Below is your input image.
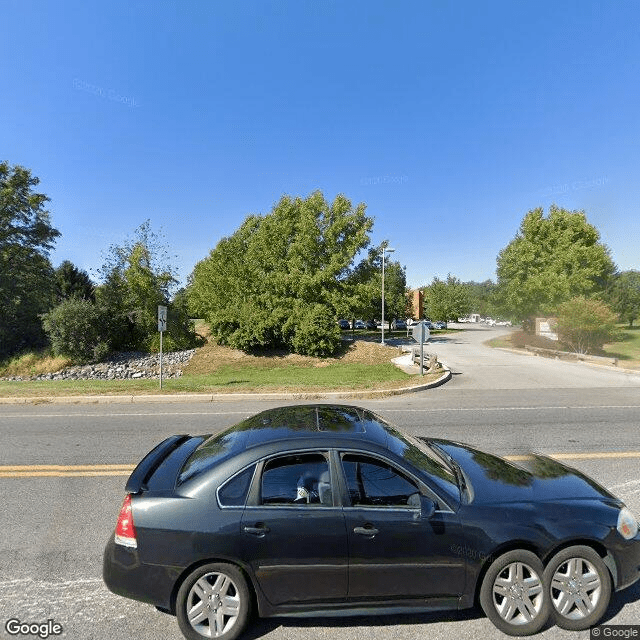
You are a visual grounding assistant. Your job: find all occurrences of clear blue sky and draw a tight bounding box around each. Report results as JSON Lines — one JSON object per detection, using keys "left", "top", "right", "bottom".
{"left": 2, "top": 0, "right": 638, "bottom": 289}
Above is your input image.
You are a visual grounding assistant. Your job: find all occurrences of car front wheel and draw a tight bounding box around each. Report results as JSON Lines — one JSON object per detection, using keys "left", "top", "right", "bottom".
{"left": 176, "top": 562, "right": 251, "bottom": 640}
{"left": 480, "top": 549, "right": 550, "bottom": 636}
{"left": 543, "top": 545, "right": 611, "bottom": 631}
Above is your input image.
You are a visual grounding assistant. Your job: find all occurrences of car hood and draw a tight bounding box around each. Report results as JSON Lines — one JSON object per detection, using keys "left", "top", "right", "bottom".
{"left": 429, "top": 440, "right": 620, "bottom": 506}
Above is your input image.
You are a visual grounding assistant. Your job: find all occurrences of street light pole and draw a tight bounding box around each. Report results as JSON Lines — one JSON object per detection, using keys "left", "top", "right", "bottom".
{"left": 381, "top": 246, "right": 395, "bottom": 345}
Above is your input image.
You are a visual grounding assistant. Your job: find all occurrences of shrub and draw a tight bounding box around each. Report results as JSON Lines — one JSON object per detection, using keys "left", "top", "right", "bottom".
{"left": 287, "top": 304, "right": 342, "bottom": 357}
{"left": 510, "top": 331, "right": 568, "bottom": 350}
{"left": 554, "top": 297, "right": 620, "bottom": 354}
{"left": 41, "top": 298, "right": 109, "bottom": 363}
{"left": 145, "top": 297, "right": 205, "bottom": 353}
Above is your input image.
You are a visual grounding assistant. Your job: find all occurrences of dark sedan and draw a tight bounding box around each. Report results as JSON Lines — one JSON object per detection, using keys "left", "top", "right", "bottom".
{"left": 104, "top": 405, "right": 640, "bottom": 640}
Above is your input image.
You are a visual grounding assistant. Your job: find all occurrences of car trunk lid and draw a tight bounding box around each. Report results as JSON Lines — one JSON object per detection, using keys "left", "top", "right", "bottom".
{"left": 125, "top": 434, "right": 207, "bottom": 494}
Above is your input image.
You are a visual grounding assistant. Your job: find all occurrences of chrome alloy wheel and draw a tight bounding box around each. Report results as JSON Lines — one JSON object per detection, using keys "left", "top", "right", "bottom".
{"left": 549, "top": 557, "right": 601, "bottom": 620}
{"left": 492, "top": 561, "right": 545, "bottom": 626}
{"left": 186, "top": 572, "right": 241, "bottom": 638}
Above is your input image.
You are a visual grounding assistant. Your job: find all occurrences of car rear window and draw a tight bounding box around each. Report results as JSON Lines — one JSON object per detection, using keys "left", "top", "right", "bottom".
{"left": 178, "top": 429, "right": 248, "bottom": 485}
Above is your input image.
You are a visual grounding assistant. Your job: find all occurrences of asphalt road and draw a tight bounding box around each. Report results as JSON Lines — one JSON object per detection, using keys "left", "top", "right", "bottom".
{"left": 1, "top": 329, "right": 639, "bottom": 640}
{"left": 428, "top": 323, "right": 640, "bottom": 389}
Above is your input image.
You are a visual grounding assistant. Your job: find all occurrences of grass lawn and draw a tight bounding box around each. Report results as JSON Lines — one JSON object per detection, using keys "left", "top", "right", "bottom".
{"left": 485, "top": 335, "right": 514, "bottom": 349}
{"left": 603, "top": 325, "right": 640, "bottom": 368}
{"left": 0, "top": 328, "right": 447, "bottom": 397}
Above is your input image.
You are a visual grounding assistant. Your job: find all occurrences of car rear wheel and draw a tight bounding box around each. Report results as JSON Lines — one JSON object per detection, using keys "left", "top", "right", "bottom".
{"left": 480, "top": 549, "right": 549, "bottom": 636}
{"left": 543, "top": 545, "right": 611, "bottom": 631}
{"left": 176, "top": 563, "right": 251, "bottom": 640}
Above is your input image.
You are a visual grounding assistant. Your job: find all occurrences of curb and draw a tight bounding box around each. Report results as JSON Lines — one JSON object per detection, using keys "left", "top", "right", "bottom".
{"left": 493, "top": 347, "right": 640, "bottom": 375}
{"left": 0, "top": 368, "right": 452, "bottom": 405}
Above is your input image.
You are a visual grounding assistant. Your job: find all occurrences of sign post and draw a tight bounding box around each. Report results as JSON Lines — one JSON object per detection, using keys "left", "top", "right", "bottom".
{"left": 158, "top": 305, "right": 167, "bottom": 389}
{"left": 411, "top": 321, "right": 430, "bottom": 376}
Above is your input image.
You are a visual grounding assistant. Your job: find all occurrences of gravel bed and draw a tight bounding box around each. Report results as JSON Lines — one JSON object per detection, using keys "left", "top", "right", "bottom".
{"left": 1, "top": 350, "right": 196, "bottom": 381}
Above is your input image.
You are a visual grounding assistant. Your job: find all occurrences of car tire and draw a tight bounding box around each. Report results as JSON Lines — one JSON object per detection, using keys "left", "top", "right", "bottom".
{"left": 480, "top": 549, "right": 549, "bottom": 636}
{"left": 543, "top": 545, "right": 611, "bottom": 631}
{"left": 176, "top": 562, "right": 251, "bottom": 640}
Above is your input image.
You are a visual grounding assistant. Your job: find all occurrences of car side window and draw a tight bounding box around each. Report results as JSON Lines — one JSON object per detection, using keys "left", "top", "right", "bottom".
{"left": 261, "top": 453, "right": 331, "bottom": 506}
{"left": 341, "top": 453, "right": 419, "bottom": 508}
{"left": 218, "top": 465, "right": 256, "bottom": 507}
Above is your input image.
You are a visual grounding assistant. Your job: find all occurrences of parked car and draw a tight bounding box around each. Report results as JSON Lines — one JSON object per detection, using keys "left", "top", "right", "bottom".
{"left": 365, "top": 320, "right": 377, "bottom": 330}
{"left": 337, "top": 319, "right": 350, "bottom": 330}
{"left": 354, "top": 320, "right": 366, "bottom": 330}
{"left": 434, "top": 321, "right": 447, "bottom": 330}
{"left": 391, "top": 318, "right": 406, "bottom": 330}
{"left": 104, "top": 404, "right": 640, "bottom": 639}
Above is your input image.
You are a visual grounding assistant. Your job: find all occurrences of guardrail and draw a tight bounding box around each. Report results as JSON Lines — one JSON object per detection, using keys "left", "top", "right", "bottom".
{"left": 411, "top": 346, "right": 440, "bottom": 371}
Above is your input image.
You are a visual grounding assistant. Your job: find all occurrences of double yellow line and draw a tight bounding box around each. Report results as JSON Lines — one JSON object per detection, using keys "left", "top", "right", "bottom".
{"left": 0, "top": 464, "right": 135, "bottom": 478}
{"left": 1, "top": 451, "right": 640, "bottom": 478}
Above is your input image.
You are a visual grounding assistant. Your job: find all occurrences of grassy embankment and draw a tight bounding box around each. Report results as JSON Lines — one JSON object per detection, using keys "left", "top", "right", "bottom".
{"left": 0, "top": 325, "right": 449, "bottom": 398}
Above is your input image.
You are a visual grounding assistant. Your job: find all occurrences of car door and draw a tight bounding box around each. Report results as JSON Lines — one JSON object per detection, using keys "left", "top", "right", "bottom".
{"left": 339, "top": 452, "right": 466, "bottom": 600}
{"left": 240, "top": 451, "right": 348, "bottom": 606}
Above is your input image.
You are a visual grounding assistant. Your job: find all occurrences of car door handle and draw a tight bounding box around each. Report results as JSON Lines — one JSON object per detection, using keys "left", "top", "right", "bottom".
{"left": 354, "top": 526, "right": 379, "bottom": 536}
{"left": 243, "top": 524, "right": 270, "bottom": 536}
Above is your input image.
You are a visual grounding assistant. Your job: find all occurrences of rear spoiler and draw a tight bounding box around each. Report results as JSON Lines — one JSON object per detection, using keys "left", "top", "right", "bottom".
{"left": 125, "top": 435, "right": 191, "bottom": 494}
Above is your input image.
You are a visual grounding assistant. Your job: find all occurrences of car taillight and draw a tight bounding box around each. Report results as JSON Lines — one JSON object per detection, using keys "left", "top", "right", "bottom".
{"left": 114, "top": 494, "right": 137, "bottom": 548}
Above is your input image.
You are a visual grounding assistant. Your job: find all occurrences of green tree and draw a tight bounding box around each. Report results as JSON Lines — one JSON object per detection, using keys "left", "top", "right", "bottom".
{"left": 97, "top": 221, "right": 197, "bottom": 352}
{"left": 465, "top": 280, "right": 498, "bottom": 318}
{"left": 188, "top": 191, "right": 374, "bottom": 356}
{"left": 423, "top": 275, "right": 471, "bottom": 322}
{"left": 383, "top": 260, "right": 409, "bottom": 323}
{"left": 54, "top": 260, "right": 95, "bottom": 302}
{"left": 496, "top": 205, "right": 616, "bottom": 323}
{"left": 554, "top": 296, "right": 619, "bottom": 354}
{"left": 607, "top": 270, "right": 640, "bottom": 328}
{"left": 42, "top": 297, "right": 110, "bottom": 363}
{"left": 340, "top": 244, "right": 408, "bottom": 324}
{"left": 0, "top": 162, "right": 60, "bottom": 358}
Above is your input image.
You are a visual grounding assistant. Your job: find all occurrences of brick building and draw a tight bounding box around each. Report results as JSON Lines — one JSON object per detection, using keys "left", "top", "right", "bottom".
{"left": 409, "top": 289, "right": 423, "bottom": 320}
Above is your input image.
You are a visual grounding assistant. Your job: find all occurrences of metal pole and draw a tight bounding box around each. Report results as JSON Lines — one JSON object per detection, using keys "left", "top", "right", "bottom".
{"left": 159, "top": 330, "right": 163, "bottom": 390}
{"left": 381, "top": 249, "right": 386, "bottom": 345}
{"left": 420, "top": 323, "right": 424, "bottom": 376}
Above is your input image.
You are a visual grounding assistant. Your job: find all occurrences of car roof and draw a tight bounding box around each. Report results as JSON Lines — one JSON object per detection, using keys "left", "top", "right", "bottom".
{"left": 177, "top": 405, "right": 393, "bottom": 487}
{"left": 230, "top": 404, "right": 389, "bottom": 449}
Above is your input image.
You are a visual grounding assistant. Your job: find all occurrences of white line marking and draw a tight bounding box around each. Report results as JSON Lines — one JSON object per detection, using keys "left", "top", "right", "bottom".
{"left": 608, "top": 479, "right": 640, "bottom": 490}
{"left": 384, "top": 406, "right": 640, "bottom": 412}
{"left": 0, "top": 411, "right": 251, "bottom": 418}
{"left": 1, "top": 406, "right": 639, "bottom": 418}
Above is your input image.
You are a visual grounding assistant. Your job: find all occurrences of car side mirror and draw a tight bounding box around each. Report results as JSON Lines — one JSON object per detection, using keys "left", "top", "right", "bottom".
{"left": 420, "top": 495, "right": 436, "bottom": 520}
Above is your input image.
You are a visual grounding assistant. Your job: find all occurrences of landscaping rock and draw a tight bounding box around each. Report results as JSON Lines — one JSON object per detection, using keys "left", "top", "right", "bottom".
{"left": 1, "top": 350, "right": 196, "bottom": 382}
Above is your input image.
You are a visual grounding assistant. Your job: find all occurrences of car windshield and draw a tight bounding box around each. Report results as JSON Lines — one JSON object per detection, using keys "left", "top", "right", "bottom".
{"left": 377, "top": 419, "right": 460, "bottom": 502}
